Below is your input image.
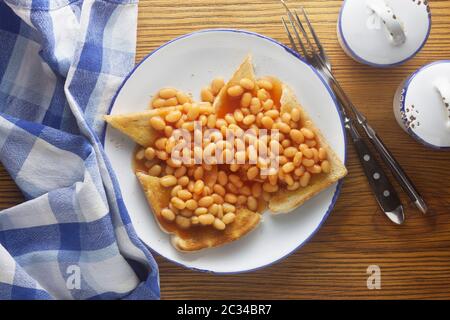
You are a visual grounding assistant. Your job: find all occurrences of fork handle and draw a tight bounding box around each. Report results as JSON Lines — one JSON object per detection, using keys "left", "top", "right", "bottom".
{"left": 361, "top": 123, "right": 428, "bottom": 214}
{"left": 346, "top": 122, "right": 404, "bottom": 223}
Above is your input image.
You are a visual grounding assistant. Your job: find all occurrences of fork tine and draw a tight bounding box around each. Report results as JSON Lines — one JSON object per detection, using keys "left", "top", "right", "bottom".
{"left": 282, "top": 17, "right": 299, "bottom": 54}
{"left": 293, "top": 9, "right": 316, "bottom": 54}
{"left": 285, "top": 12, "right": 309, "bottom": 58}
{"left": 300, "top": 7, "right": 326, "bottom": 59}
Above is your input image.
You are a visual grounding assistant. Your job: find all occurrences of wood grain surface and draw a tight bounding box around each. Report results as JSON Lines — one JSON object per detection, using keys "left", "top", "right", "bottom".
{"left": 2, "top": 0, "right": 450, "bottom": 299}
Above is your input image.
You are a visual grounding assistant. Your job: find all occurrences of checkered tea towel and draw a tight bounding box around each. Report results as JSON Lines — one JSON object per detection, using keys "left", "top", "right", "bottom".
{"left": 0, "top": 0, "right": 160, "bottom": 299}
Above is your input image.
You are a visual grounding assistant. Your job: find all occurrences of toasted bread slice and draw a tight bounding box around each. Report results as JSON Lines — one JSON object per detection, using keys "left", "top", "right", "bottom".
{"left": 104, "top": 107, "right": 180, "bottom": 147}
{"left": 268, "top": 85, "right": 347, "bottom": 214}
{"left": 136, "top": 172, "right": 261, "bottom": 252}
{"left": 213, "top": 55, "right": 256, "bottom": 116}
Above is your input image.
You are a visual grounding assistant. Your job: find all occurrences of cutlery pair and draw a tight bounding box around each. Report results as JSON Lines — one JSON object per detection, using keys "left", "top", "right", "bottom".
{"left": 280, "top": 0, "right": 428, "bottom": 224}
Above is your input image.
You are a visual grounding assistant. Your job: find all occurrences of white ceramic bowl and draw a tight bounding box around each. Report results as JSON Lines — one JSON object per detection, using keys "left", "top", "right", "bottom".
{"left": 104, "top": 29, "right": 346, "bottom": 273}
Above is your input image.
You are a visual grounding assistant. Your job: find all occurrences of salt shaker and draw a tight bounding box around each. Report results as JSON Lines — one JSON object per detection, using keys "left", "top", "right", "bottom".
{"left": 393, "top": 60, "right": 450, "bottom": 150}
{"left": 338, "top": 0, "right": 431, "bottom": 67}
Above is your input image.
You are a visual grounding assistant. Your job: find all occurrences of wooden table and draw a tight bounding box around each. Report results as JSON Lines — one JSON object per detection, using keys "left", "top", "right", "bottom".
{"left": 2, "top": 0, "right": 450, "bottom": 299}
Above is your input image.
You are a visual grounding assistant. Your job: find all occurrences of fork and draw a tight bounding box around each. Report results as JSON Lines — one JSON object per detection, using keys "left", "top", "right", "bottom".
{"left": 280, "top": 0, "right": 429, "bottom": 224}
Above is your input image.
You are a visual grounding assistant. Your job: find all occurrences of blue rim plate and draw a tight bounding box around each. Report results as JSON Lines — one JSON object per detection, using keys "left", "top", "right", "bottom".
{"left": 103, "top": 29, "right": 347, "bottom": 274}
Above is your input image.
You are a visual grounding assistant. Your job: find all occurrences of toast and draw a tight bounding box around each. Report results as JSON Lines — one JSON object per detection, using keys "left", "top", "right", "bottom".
{"left": 268, "top": 85, "right": 347, "bottom": 213}
{"left": 136, "top": 173, "right": 261, "bottom": 252}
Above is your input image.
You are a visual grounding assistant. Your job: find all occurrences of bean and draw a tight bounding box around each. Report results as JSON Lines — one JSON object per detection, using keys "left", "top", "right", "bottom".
{"left": 136, "top": 148, "right": 145, "bottom": 160}
{"left": 293, "top": 152, "right": 303, "bottom": 167}
{"left": 225, "top": 114, "right": 236, "bottom": 125}
{"left": 290, "top": 129, "right": 305, "bottom": 144}
{"left": 265, "top": 110, "right": 279, "bottom": 119}
{"left": 312, "top": 148, "right": 319, "bottom": 163}
{"left": 243, "top": 114, "right": 256, "bottom": 126}
{"left": 237, "top": 195, "right": 247, "bottom": 205}
{"left": 161, "top": 208, "right": 176, "bottom": 221}
{"left": 278, "top": 122, "right": 291, "bottom": 134}
{"left": 287, "top": 182, "right": 301, "bottom": 191}
{"left": 227, "top": 85, "right": 244, "bottom": 97}
{"left": 300, "top": 144, "right": 314, "bottom": 159}
{"left": 284, "top": 147, "right": 297, "bottom": 158}
{"left": 257, "top": 89, "right": 269, "bottom": 101}
{"left": 261, "top": 116, "right": 274, "bottom": 129}
{"left": 211, "top": 78, "right": 225, "bottom": 95}
{"left": 291, "top": 108, "right": 301, "bottom": 122}
{"left": 240, "top": 78, "right": 255, "bottom": 90}
{"left": 201, "top": 87, "right": 214, "bottom": 103}
{"left": 198, "top": 196, "right": 214, "bottom": 208}
{"left": 213, "top": 218, "right": 226, "bottom": 231}
{"left": 164, "top": 97, "right": 178, "bottom": 107}
{"left": 179, "top": 209, "right": 193, "bottom": 218}
{"left": 224, "top": 193, "right": 238, "bottom": 204}
{"left": 187, "top": 104, "right": 200, "bottom": 120}
{"left": 263, "top": 182, "right": 279, "bottom": 193}
{"left": 222, "top": 213, "right": 236, "bottom": 225}
{"left": 301, "top": 128, "right": 315, "bottom": 139}
{"left": 295, "top": 166, "right": 305, "bottom": 177}
{"left": 155, "top": 137, "right": 167, "bottom": 150}
{"left": 234, "top": 109, "right": 244, "bottom": 122}
{"left": 305, "top": 139, "right": 317, "bottom": 148}
{"left": 218, "top": 171, "right": 228, "bottom": 185}
{"left": 178, "top": 176, "right": 189, "bottom": 187}
{"left": 263, "top": 99, "right": 274, "bottom": 111}
{"left": 321, "top": 160, "right": 331, "bottom": 173}
{"left": 307, "top": 164, "right": 322, "bottom": 174}
{"left": 251, "top": 183, "right": 262, "bottom": 198}
{"left": 282, "top": 162, "right": 295, "bottom": 173}
{"left": 284, "top": 173, "right": 294, "bottom": 186}
{"left": 164, "top": 110, "right": 181, "bottom": 123}
{"left": 171, "top": 185, "right": 183, "bottom": 197}
{"left": 281, "top": 113, "right": 291, "bottom": 124}
{"left": 209, "top": 203, "right": 220, "bottom": 215}
{"left": 247, "top": 196, "right": 258, "bottom": 211}
{"left": 247, "top": 166, "right": 259, "bottom": 180}
{"left": 178, "top": 190, "right": 193, "bottom": 201}
{"left": 159, "top": 88, "right": 177, "bottom": 99}
{"left": 175, "top": 215, "right": 191, "bottom": 229}
{"left": 160, "top": 175, "right": 177, "bottom": 187}
{"left": 319, "top": 148, "right": 328, "bottom": 160}
{"left": 300, "top": 172, "right": 311, "bottom": 187}
{"left": 174, "top": 166, "right": 187, "bottom": 178}
{"left": 176, "top": 92, "right": 190, "bottom": 105}
{"left": 213, "top": 185, "right": 226, "bottom": 197}
{"left": 152, "top": 98, "right": 166, "bottom": 108}
{"left": 199, "top": 213, "right": 215, "bottom": 225}
{"left": 191, "top": 216, "right": 199, "bottom": 225}
{"left": 185, "top": 199, "right": 198, "bottom": 211}
{"left": 240, "top": 92, "right": 253, "bottom": 108}
{"left": 156, "top": 150, "right": 168, "bottom": 161}
{"left": 195, "top": 207, "right": 208, "bottom": 216}
{"left": 250, "top": 98, "right": 261, "bottom": 114}
{"left": 194, "top": 180, "right": 205, "bottom": 195}
{"left": 257, "top": 79, "right": 274, "bottom": 91}
{"left": 302, "top": 158, "right": 315, "bottom": 167}
{"left": 150, "top": 116, "right": 166, "bottom": 130}
{"left": 194, "top": 167, "right": 204, "bottom": 180}
{"left": 171, "top": 197, "right": 186, "bottom": 210}
{"left": 229, "top": 175, "right": 244, "bottom": 188}
{"left": 223, "top": 203, "right": 236, "bottom": 213}
{"left": 148, "top": 165, "right": 162, "bottom": 176}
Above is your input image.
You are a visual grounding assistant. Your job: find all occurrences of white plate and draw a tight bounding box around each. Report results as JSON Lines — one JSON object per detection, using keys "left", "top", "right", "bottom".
{"left": 104, "top": 29, "right": 346, "bottom": 273}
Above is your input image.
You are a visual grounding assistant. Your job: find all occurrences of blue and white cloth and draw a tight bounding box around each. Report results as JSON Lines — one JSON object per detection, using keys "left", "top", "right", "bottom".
{"left": 0, "top": 0, "right": 160, "bottom": 299}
